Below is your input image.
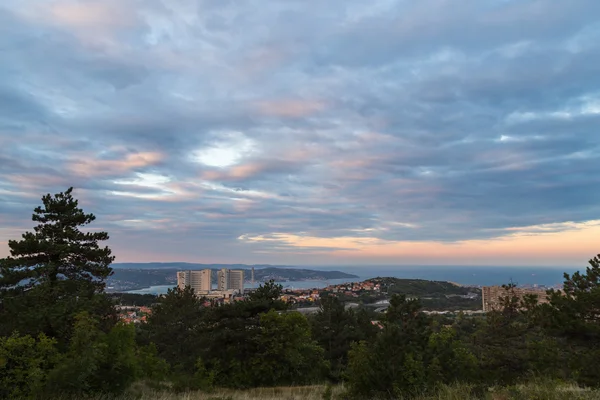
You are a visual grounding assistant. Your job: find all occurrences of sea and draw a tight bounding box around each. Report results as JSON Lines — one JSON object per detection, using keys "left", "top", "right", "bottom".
{"left": 124, "top": 265, "right": 582, "bottom": 295}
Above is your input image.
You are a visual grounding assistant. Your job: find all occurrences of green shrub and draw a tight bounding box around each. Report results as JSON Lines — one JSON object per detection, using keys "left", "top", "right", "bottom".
{"left": 0, "top": 333, "right": 60, "bottom": 399}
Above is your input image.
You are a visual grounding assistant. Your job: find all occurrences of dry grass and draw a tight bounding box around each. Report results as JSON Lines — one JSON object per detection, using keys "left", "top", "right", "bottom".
{"left": 124, "top": 383, "right": 342, "bottom": 400}
{"left": 69, "top": 381, "right": 600, "bottom": 400}
{"left": 420, "top": 381, "right": 600, "bottom": 400}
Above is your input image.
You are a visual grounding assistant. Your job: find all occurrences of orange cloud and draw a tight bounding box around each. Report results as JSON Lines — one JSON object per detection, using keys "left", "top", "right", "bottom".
{"left": 202, "top": 163, "right": 267, "bottom": 181}
{"left": 68, "top": 152, "right": 163, "bottom": 177}
{"left": 255, "top": 99, "right": 326, "bottom": 118}
{"left": 49, "top": 1, "right": 134, "bottom": 30}
{"left": 18, "top": 0, "right": 138, "bottom": 49}
{"left": 228, "top": 164, "right": 265, "bottom": 179}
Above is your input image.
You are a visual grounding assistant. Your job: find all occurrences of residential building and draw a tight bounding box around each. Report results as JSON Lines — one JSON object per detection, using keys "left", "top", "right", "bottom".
{"left": 177, "top": 271, "right": 188, "bottom": 290}
{"left": 217, "top": 268, "right": 227, "bottom": 291}
{"left": 217, "top": 268, "right": 245, "bottom": 292}
{"left": 229, "top": 269, "right": 244, "bottom": 291}
{"left": 204, "top": 290, "right": 236, "bottom": 303}
{"left": 482, "top": 285, "right": 552, "bottom": 312}
{"left": 177, "top": 269, "right": 212, "bottom": 293}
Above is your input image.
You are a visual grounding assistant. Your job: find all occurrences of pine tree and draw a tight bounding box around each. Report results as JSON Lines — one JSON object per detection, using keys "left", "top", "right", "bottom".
{"left": 0, "top": 187, "right": 114, "bottom": 290}
{"left": 311, "top": 295, "right": 378, "bottom": 381}
{"left": 0, "top": 188, "right": 116, "bottom": 341}
{"left": 540, "top": 254, "right": 600, "bottom": 386}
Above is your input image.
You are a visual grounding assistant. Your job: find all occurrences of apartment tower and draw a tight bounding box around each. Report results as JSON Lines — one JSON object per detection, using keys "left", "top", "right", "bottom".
{"left": 482, "top": 285, "right": 552, "bottom": 312}
{"left": 177, "top": 269, "right": 212, "bottom": 293}
{"left": 217, "top": 268, "right": 245, "bottom": 292}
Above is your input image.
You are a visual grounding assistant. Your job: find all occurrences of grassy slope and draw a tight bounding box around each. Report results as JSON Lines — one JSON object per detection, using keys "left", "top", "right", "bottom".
{"left": 110, "top": 381, "right": 600, "bottom": 400}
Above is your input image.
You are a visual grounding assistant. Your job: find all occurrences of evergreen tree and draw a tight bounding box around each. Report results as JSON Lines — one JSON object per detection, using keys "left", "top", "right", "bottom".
{"left": 247, "top": 279, "right": 287, "bottom": 310}
{"left": 199, "top": 282, "right": 291, "bottom": 389}
{"left": 540, "top": 254, "right": 600, "bottom": 386}
{"left": 140, "top": 286, "right": 208, "bottom": 372}
{"left": 0, "top": 187, "right": 116, "bottom": 341}
{"left": 427, "top": 326, "right": 477, "bottom": 385}
{"left": 545, "top": 254, "right": 600, "bottom": 342}
{"left": 44, "top": 312, "right": 139, "bottom": 396}
{"left": 310, "top": 295, "right": 377, "bottom": 380}
{"left": 470, "top": 283, "right": 563, "bottom": 385}
{"left": 250, "top": 310, "right": 328, "bottom": 387}
{"left": 346, "top": 295, "right": 433, "bottom": 399}
{"left": 0, "top": 187, "right": 114, "bottom": 290}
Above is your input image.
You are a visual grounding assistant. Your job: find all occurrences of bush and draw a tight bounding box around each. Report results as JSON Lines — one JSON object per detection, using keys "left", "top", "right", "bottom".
{"left": 44, "top": 313, "right": 139, "bottom": 396}
{"left": 0, "top": 333, "right": 60, "bottom": 399}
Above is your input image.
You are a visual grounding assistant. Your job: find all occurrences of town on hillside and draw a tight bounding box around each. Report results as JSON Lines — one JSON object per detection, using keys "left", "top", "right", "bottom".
{"left": 114, "top": 274, "right": 555, "bottom": 324}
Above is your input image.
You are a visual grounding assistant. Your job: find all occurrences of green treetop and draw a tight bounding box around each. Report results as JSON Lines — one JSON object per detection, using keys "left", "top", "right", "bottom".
{"left": 0, "top": 187, "right": 114, "bottom": 291}
{"left": 0, "top": 188, "right": 116, "bottom": 341}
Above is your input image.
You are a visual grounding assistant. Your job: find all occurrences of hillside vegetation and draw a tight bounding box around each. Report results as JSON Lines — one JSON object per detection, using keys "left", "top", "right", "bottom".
{"left": 376, "top": 277, "right": 474, "bottom": 296}
{"left": 366, "top": 277, "right": 482, "bottom": 311}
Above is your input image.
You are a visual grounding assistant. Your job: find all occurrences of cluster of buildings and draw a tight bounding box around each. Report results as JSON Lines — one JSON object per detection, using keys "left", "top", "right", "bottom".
{"left": 276, "top": 280, "right": 382, "bottom": 307}
{"left": 482, "top": 285, "right": 553, "bottom": 312}
{"left": 280, "top": 288, "right": 321, "bottom": 304}
{"left": 324, "top": 280, "right": 382, "bottom": 296}
{"left": 117, "top": 305, "right": 152, "bottom": 324}
{"left": 177, "top": 268, "right": 246, "bottom": 302}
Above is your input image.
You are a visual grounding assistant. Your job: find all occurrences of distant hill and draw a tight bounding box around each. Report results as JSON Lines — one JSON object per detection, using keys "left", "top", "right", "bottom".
{"left": 112, "top": 262, "right": 293, "bottom": 270}
{"left": 371, "top": 277, "right": 476, "bottom": 296}
{"left": 360, "top": 277, "right": 482, "bottom": 311}
{"left": 254, "top": 267, "right": 358, "bottom": 281}
{"left": 106, "top": 265, "right": 359, "bottom": 292}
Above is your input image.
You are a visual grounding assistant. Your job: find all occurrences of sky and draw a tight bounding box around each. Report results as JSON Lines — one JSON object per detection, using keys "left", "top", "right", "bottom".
{"left": 1, "top": 0, "right": 600, "bottom": 267}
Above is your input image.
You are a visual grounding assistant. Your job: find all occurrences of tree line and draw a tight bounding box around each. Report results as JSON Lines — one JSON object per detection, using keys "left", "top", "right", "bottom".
{"left": 1, "top": 188, "right": 599, "bottom": 399}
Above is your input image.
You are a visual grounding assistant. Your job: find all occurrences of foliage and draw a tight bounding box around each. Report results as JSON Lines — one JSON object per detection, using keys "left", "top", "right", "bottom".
{"left": 197, "top": 287, "right": 324, "bottom": 388}
{"left": 111, "top": 293, "right": 159, "bottom": 307}
{"left": 251, "top": 310, "right": 328, "bottom": 386}
{"left": 0, "top": 333, "right": 61, "bottom": 399}
{"left": 44, "top": 312, "right": 139, "bottom": 396}
{"left": 375, "top": 278, "right": 474, "bottom": 297}
{"left": 310, "top": 295, "right": 378, "bottom": 381}
{"left": 0, "top": 187, "right": 116, "bottom": 344}
{"left": 420, "top": 296, "right": 481, "bottom": 311}
{"left": 0, "top": 187, "right": 114, "bottom": 290}
{"left": 345, "top": 295, "right": 481, "bottom": 399}
{"left": 346, "top": 296, "right": 427, "bottom": 398}
{"left": 139, "top": 286, "right": 207, "bottom": 372}
{"left": 427, "top": 327, "right": 477, "bottom": 385}
{"left": 538, "top": 254, "right": 600, "bottom": 386}
{"left": 136, "top": 343, "right": 170, "bottom": 384}
{"left": 141, "top": 279, "right": 326, "bottom": 389}
{"left": 466, "top": 284, "right": 559, "bottom": 385}
{"left": 247, "top": 279, "right": 287, "bottom": 309}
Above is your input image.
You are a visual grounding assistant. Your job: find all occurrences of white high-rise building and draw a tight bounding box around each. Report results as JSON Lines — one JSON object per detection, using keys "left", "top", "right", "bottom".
{"left": 217, "top": 268, "right": 245, "bottom": 292}
{"left": 217, "top": 268, "right": 228, "bottom": 291}
{"left": 177, "top": 269, "right": 212, "bottom": 293}
{"left": 229, "top": 269, "right": 244, "bottom": 291}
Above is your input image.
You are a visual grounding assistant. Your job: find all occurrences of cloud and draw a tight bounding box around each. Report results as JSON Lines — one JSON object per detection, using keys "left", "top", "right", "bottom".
{"left": 46, "top": 1, "right": 135, "bottom": 30}
{"left": 68, "top": 152, "right": 164, "bottom": 178}
{"left": 1, "top": 0, "right": 600, "bottom": 266}
{"left": 239, "top": 220, "right": 600, "bottom": 266}
{"left": 255, "top": 99, "right": 327, "bottom": 118}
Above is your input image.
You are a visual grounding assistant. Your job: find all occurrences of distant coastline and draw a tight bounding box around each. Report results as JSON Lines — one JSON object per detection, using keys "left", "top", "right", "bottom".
{"left": 122, "top": 277, "right": 363, "bottom": 295}
{"left": 107, "top": 265, "right": 359, "bottom": 293}
{"left": 107, "top": 264, "right": 581, "bottom": 294}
